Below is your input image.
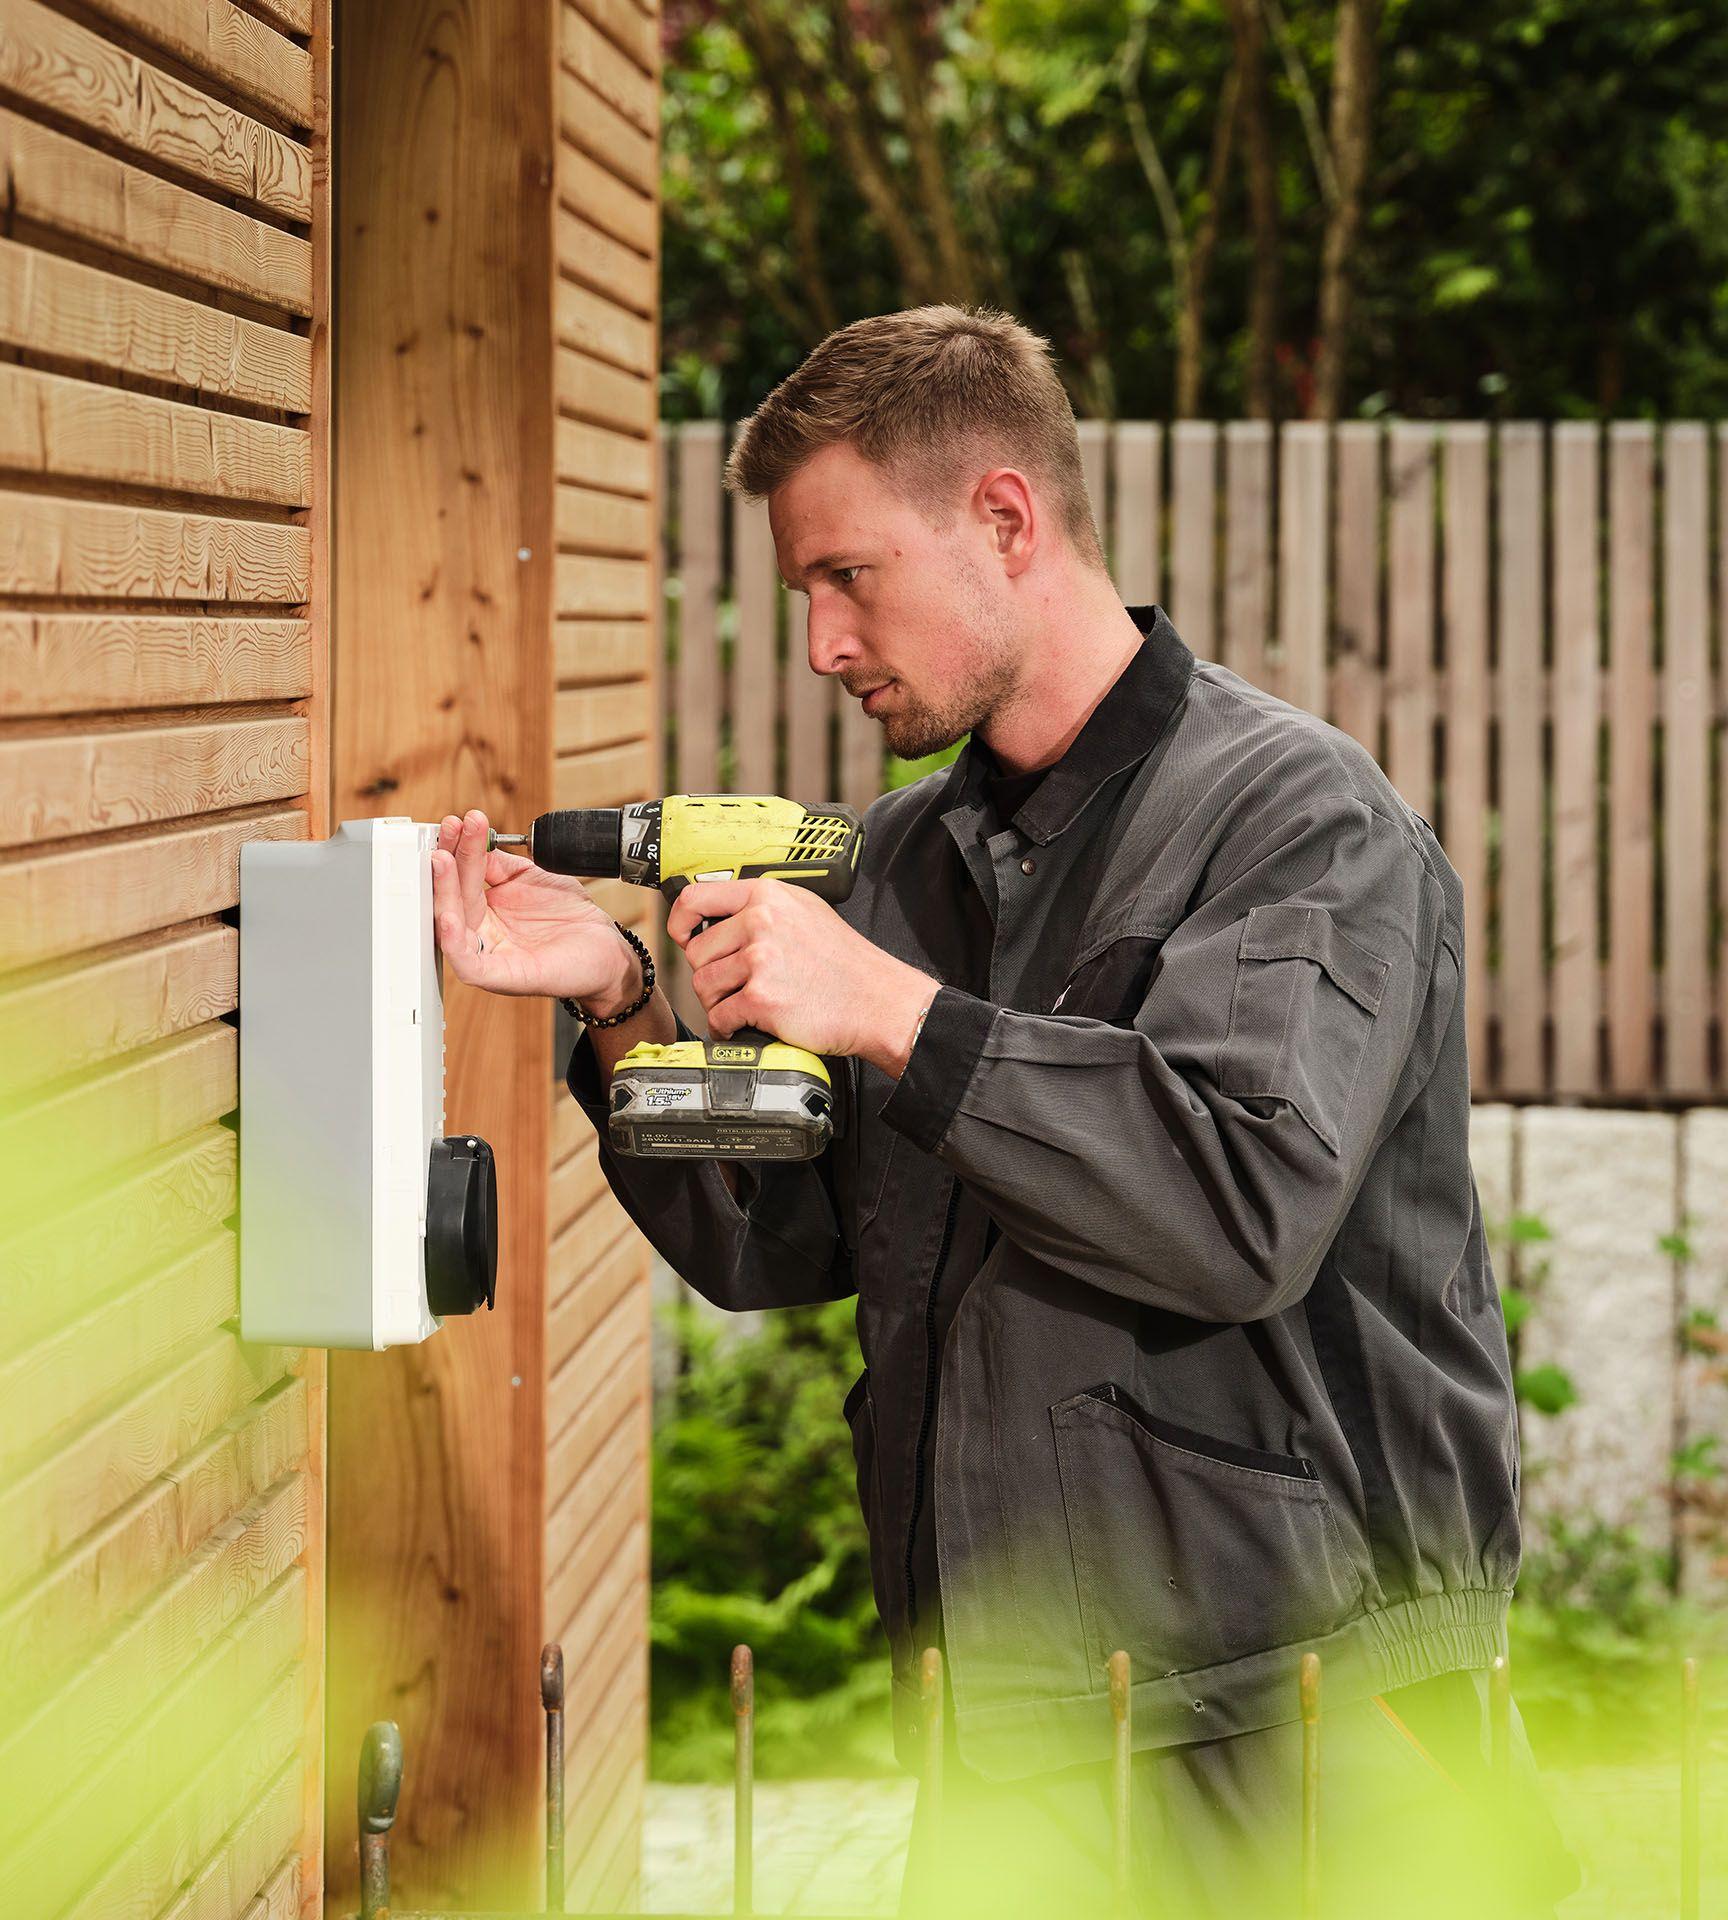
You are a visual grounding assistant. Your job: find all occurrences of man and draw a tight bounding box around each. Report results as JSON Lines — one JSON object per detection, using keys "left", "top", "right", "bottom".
{"left": 432, "top": 308, "right": 1570, "bottom": 1916}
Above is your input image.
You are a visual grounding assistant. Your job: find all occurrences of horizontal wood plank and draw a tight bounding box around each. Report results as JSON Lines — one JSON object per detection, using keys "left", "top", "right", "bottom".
{"left": 556, "top": 417, "right": 651, "bottom": 497}
{"left": 0, "top": 492, "right": 309, "bottom": 600}
{"left": 76, "top": 0, "right": 314, "bottom": 127}
{"left": 0, "top": 1023, "right": 235, "bottom": 1205}
{"left": 554, "top": 679, "right": 653, "bottom": 754}
{"left": 547, "top": 1212, "right": 641, "bottom": 1379}
{"left": 0, "top": 0, "right": 312, "bottom": 219}
{"left": 0, "top": 1375, "right": 303, "bottom": 1720}
{"left": 0, "top": 363, "right": 310, "bottom": 505}
{"left": 557, "top": 69, "right": 653, "bottom": 195}
{"left": 556, "top": 210, "right": 654, "bottom": 317}
{"left": 555, "top": 141, "right": 654, "bottom": 254}
{"left": 0, "top": 1229, "right": 236, "bottom": 1477}
{"left": 555, "top": 480, "right": 652, "bottom": 556}
{"left": 544, "top": 1394, "right": 637, "bottom": 1577}
{"left": 0, "top": 715, "right": 309, "bottom": 846}
{"left": 0, "top": 804, "right": 305, "bottom": 973}
{"left": 569, "top": 0, "right": 657, "bottom": 74}
{"left": 555, "top": 274, "right": 653, "bottom": 373}
{"left": 238, "top": 0, "right": 310, "bottom": 35}
{"left": 63, "top": 1664, "right": 301, "bottom": 1920}
{"left": 164, "top": 1786, "right": 298, "bottom": 1920}
{"left": 0, "top": 239, "right": 311, "bottom": 410}
{"left": 0, "top": 920, "right": 234, "bottom": 1100}
{"left": 555, "top": 618, "right": 650, "bottom": 685}
{"left": 0, "top": 1123, "right": 233, "bottom": 1350}
{"left": 0, "top": 109, "right": 312, "bottom": 312}
{"left": 555, "top": 552, "right": 650, "bottom": 619}
{"left": 0, "top": 1331, "right": 293, "bottom": 1597}
{"left": 0, "top": 613, "right": 311, "bottom": 713}
{"left": 555, "top": 736, "right": 654, "bottom": 808}
{"left": 0, "top": 1472, "right": 306, "bottom": 1858}
{"left": 560, "top": 5, "right": 655, "bottom": 133}
{"left": 555, "top": 344, "right": 653, "bottom": 437}
{"left": 0, "top": 1569, "right": 304, "bottom": 1916}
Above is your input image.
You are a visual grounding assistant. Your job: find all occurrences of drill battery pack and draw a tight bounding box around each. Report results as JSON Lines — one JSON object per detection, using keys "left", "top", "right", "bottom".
{"left": 607, "top": 1032, "right": 836, "bottom": 1160}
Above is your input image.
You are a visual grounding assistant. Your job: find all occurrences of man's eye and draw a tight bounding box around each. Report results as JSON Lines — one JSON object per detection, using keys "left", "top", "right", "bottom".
{"left": 834, "top": 566, "right": 863, "bottom": 586}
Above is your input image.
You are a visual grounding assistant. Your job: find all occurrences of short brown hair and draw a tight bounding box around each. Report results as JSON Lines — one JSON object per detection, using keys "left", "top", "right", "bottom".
{"left": 724, "top": 306, "right": 1104, "bottom": 568}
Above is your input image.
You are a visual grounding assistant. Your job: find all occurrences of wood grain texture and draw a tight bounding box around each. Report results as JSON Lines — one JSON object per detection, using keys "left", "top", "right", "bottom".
{"left": 243, "top": 0, "right": 311, "bottom": 35}
{"left": 0, "top": 613, "right": 311, "bottom": 713}
{"left": 1607, "top": 424, "right": 1656, "bottom": 1094}
{"left": 557, "top": 67, "right": 653, "bottom": 192}
{"left": 0, "top": 238, "right": 311, "bottom": 410}
{"left": 674, "top": 421, "right": 723, "bottom": 794}
{"left": 76, "top": 0, "right": 314, "bottom": 127}
{"left": 1221, "top": 421, "right": 1268, "bottom": 690}
{"left": 0, "top": 921, "right": 235, "bottom": 1099}
{"left": 554, "top": 680, "right": 652, "bottom": 753}
{"left": 0, "top": 363, "right": 310, "bottom": 504}
{"left": 1549, "top": 422, "right": 1601, "bottom": 1097}
{"left": 556, "top": 140, "right": 654, "bottom": 253}
{"left": 0, "top": 1332, "right": 293, "bottom": 1593}
{"left": 557, "top": 416, "right": 651, "bottom": 496}
{"left": 0, "top": 107, "right": 312, "bottom": 312}
{"left": 1168, "top": 422, "right": 1216, "bottom": 661}
{"left": 732, "top": 491, "right": 778, "bottom": 793}
{"left": 1330, "top": 423, "right": 1381, "bottom": 756}
{"left": 328, "top": 1, "right": 557, "bottom": 1908}
{"left": 555, "top": 342, "right": 653, "bottom": 436}
{"left": 554, "top": 617, "right": 651, "bottom": 687}
{"left": 1276, "top": 422, "right": 1328, "bottom": 716}
{"left": 0, "top": 1377, "right": 304, "bottom": 1723}
{"left": 555, "top": 478, "right": 652, "bottom": 555}
{"left": 1384, "top": 423, "right": 1435, "bottom": 816}
{"left": 0, "top": 0, "right": 312, "bottom": 218}
{"left": 1496, "top": 423, "right": 1545, "bottom": 1096}
{"left": 557, "top": 209, "right": 654, "bottom": 316}
{"left": 560, "top": 2, "right": 655, "bottom": 132}
{"left": 0, "top": 715, "right": 309, "bottom": 846}
{"left": 556, "top": 551, "right": 650, "bottom": 618}
{"left": 1661, "top": 424, "right": 1710, "bottom": 1094}
{"left": 0, "top": 493, "right": 309, "bottom": 600}
{"left": 0, "top": 804, "right": 304, "bottom": 973}
{"left": 1440, "top": 425, "right": 1491, "bottom": 1086}
{"left": 1111, "top": 421, "right": 1160, "bottom": 606}
{"left": 573, "top": 0, "right": 657, "bottom": 72}
{"left": 556, "top": 737, "right": 654, "bottom": 808}
{"left": 556, "top": 276, "right": 654, "bottom": 375}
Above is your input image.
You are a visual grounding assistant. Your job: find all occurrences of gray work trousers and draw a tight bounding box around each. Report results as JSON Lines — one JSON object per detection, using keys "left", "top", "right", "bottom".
{"left": 899, "top": 1672, "right": 1578, "bottom": 1920}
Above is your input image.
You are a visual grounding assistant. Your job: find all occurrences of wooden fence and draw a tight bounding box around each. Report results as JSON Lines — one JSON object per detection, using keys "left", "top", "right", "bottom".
{"left": 659, "top": 418, "right": 1728, "bottom": 1107}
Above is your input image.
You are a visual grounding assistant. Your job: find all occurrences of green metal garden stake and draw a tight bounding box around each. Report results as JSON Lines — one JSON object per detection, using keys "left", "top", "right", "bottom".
{"left": 1489, "top": 1654, "right": 1511, "bottom": 1789}
{"left": 357, "top": 1720, "right": 402, "bottom": 1920}
{"left": 1300, "top": 1652, "right": 1321, "bottom": 1920}
{"left": 1681, "top": 1656, "right": 1700, "bottom": 1920}
{"left": 1109, "top": 1650, "right": 1133, "bottom": 1919}
{"left": 732, "top": 1644, "right": 755, "bottom": 1917}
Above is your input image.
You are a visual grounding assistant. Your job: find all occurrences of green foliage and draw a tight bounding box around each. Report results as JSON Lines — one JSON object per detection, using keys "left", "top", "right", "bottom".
{"left": 1514, "top": 1361, "right": 1578, "bottom": 1417}
{"left": 650, "top": 1299, "right": 893, "bottom": 1778}
{"left": 1486, "top": 1209, "right": 1578, "bottom": 1420}
{"left": 663, "top": 0, "right": 1728, "bottom": 420}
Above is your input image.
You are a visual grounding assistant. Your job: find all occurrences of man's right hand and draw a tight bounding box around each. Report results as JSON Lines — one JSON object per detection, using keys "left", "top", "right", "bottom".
{"left": 430, "top": 808, "right": 642, "bottom": 1013}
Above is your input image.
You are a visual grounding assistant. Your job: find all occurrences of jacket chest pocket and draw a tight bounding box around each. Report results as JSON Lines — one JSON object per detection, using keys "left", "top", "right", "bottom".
{"left": 1215, "top": 902, "right": 1389, "bottom": 1154}
{"left": 1051, "top": 1384, "right": 1365, "bottom": 1683}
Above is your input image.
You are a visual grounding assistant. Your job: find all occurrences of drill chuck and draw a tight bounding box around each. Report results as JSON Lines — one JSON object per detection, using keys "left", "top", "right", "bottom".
{"left": 528, "top": 808, "right": 623, "bottom": 878}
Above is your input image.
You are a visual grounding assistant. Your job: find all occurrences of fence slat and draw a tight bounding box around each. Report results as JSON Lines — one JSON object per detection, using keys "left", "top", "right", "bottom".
{"left": 1385, "top": 424, "right": 1436, "bottom": 819}
{"left": 731, "top": 495, "right": 778, "bottom": 795}
{"left": 1222, "top": 422, "right": 1270, "bottom": 691}
{"left": 1277, "top": 423, "right": 1328, "bottom": 716}
{"left": 1663, "top": 425, "right": 1711, "bottom": 1095}
{"left": 1442, "top": 425, "right": 1492, "bottom": 1086}
{"left": 1111, "top": 422, "right": 1160, "bottom": 607}
{"left": 1331, "top": 423, "right": 1381, "bottom": 758}
{"left": 1498, "top": 424, "right": 1546, "bottom": 1096}
{"left": 1550, "top": 422, "right": 1602, "bottom": 1098}
{"left": 1608, "top": 423, "right": 1657, "bottom": 1096}
{"left": 1168, "top": 423, "right": 1216, "bottom": 660}
{"left": 674, "top": 425, "right": 722, "bottom": 796}
{"left": 784, "top": 597, "right": 835, "bottom": 804}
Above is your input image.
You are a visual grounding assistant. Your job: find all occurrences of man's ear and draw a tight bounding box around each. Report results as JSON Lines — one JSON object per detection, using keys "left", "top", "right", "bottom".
{"left": 973, "top": 468, "right": 1038, "bottom": 578}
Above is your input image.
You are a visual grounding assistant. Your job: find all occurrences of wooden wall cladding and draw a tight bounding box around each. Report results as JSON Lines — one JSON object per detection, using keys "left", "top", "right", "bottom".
{"left": 550, "top": 0, "right": 658, "bottom": 1908}
{"left": 0, "top": 2, "right": 330, "bottom": 1919}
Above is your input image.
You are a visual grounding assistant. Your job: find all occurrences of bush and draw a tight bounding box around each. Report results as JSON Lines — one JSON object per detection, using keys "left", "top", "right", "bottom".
{"left": 650, "top": 1297, "right": 894, "bottom": 1780}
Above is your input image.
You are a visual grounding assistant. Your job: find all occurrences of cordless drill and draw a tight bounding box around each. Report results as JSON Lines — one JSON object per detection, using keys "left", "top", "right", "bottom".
{"left": 491, "top": 795, "right": 865, "bottom": 1160}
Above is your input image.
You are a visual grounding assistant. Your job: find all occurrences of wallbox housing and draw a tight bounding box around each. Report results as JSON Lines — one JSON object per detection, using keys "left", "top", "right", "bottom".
{"left": 240, "top": 818, "right": 497, "bottom": 1348}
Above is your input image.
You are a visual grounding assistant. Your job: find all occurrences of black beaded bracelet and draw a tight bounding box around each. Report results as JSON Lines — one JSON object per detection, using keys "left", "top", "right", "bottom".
{"left": 561, "top": 922, "right": 655, "bottom": 1028}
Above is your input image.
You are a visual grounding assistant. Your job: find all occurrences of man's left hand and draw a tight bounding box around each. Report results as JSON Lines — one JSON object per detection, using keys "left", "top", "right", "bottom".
{"left": 669, "top": 879, "right": 938, "bottom": 1078}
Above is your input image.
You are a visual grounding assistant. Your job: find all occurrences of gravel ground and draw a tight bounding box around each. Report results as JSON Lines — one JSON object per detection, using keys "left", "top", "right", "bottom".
{"left": 640, "top": 1766, "right": 1725, "bottom": 1916}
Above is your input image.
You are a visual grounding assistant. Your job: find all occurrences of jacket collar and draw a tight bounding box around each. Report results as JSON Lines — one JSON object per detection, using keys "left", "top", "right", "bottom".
{"left": 939, "top": 606, "right": 1195, "bottom": 847}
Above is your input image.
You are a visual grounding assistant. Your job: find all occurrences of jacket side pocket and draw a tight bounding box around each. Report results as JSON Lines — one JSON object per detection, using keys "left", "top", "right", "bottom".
{"left": 1216, "top": 901, "right": 1389, "bottom": 1153}
{"left": 1051, "top": 1383, "right": 1365, "bottom": 1685}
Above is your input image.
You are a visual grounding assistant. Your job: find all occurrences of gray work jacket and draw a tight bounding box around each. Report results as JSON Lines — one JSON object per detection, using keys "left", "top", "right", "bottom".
{"left": 568, "top": 608, "right": 1519, "bottom": 1781}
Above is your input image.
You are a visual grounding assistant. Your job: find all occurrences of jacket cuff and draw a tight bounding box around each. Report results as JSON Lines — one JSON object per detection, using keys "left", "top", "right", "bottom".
{"left": 877, "top": 985, "right": 997, "bottom": 1155}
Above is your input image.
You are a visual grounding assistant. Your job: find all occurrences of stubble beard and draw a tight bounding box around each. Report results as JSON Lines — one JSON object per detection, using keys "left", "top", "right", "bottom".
{"left": 874, "top": 575, "right": 1024, "bottom": 762}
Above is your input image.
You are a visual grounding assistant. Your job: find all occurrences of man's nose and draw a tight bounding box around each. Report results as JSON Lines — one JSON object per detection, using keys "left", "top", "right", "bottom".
{"left": 805, "top": 595, "right": 858, "bottom": 677}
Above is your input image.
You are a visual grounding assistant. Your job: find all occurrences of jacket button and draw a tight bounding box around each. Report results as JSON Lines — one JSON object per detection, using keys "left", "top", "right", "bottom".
{"left": 1020, "top": 856, "right": 1036, "bottom": 875}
